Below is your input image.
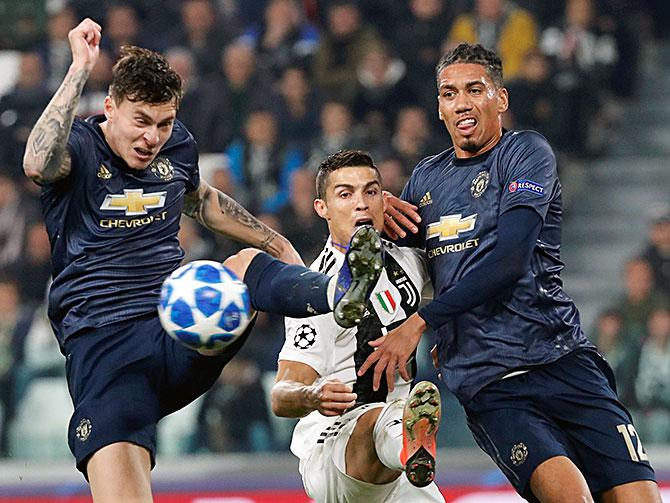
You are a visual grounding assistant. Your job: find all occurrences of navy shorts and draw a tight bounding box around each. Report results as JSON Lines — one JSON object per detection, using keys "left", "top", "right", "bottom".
{"left": 63, "top": 313, "right": 252, "bottom": 477}
{"left": 464, "top": 349, "right": 656, "bottom": 501}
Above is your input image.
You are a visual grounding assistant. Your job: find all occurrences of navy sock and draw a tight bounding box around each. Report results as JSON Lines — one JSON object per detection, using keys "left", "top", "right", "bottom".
{"left": 243, "top": 252, "right": 332, "bottom": 317}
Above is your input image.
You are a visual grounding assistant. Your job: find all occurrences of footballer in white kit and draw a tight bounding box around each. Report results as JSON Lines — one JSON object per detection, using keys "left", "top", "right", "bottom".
{"left": 279, "top": 236, "right": 443, "bottom": 502}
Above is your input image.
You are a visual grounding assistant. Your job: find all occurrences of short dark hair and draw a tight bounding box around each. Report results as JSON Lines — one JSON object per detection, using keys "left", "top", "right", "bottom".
{"left": 109, "top": 45, "right": 183, "bottom": 106}
{"left": 316, "top": 150, "right": 379, "bottom": 200}
{"left": 435, "top": 43, "right": 504, "bottom": 88}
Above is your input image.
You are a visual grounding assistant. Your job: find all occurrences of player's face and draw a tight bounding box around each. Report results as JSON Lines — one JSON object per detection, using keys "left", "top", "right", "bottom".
{"left": 437, "top": 63, "right": 508, "bottom": 158}
{"left": 102, "top": 96, "right": 177, "bottom": 170}
{"left": 314, "top": 166, "right": 386, "bottom": 247}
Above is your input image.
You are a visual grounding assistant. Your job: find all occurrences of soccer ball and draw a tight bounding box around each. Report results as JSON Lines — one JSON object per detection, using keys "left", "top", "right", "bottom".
{"left": 158, "top": 260, "right": 252, "bottom": 354}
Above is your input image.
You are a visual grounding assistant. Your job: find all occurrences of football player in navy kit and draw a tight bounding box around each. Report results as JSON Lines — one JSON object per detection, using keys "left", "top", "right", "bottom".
{"left": 23, "top": 19, "right": 380, "bottom": 502}
{"left": 358, "top": 43, "right": 662, "bottom": 502}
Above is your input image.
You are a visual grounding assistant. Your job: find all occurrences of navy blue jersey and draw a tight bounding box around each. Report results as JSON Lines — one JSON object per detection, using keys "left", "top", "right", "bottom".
{"left": 41, "top": 115, "right": 200, "bottom": 342}
{"left": 401, "top": 130, "right": 593, "bottom": 403}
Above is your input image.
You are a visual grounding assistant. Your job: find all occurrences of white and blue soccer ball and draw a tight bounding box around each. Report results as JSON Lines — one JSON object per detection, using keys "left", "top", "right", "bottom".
{"left": 158, "top": 260, "right": 252, "bottom": 354}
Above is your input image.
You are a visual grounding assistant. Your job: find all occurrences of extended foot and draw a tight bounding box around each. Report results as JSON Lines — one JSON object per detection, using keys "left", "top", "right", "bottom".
{"left": 400, "top": 380, "right": 441, "bottom": 488}
{"left": 333, "top": 225, "right": 383, "bottom": 328}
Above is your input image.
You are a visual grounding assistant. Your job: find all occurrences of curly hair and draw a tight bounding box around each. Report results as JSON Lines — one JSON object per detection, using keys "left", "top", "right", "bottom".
{"left": 435, "top": 43, "right": 504, "bottom": 88}
{"left": 316, "top": 150, "right": 379, "bottom": 200}
{"left": 109, "top": 45, "right": 183, "bottom": 106}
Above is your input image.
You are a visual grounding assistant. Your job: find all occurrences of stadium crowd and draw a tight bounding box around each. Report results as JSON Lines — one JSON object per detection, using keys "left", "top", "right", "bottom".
{"left": 0, "top": 0, "right": 668, "bottom": 457}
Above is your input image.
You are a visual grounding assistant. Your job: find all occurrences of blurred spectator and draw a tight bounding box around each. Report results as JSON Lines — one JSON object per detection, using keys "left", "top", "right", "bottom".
{"left": 195, "top": 357, "right": 272, "bottom": 452}
{"left": 391, "top": 105, "right": 444, "bottom": 177}
{"left": 312, "top": 0, "right": 383, "bottom": 101}
{"left": 642, "top": 209, "right": 670, "bottom": 297}
{"left": 77, "top": 49, "right": 113, "bottom": 117}
{"left": 305, "top": 100, "right": 366, "bottom": 170}
{"left": 447, "top": 0, "right": 539, "bottom": 80}
{"left": 236, "top": 0, "right": 270, "bottom": 26}
{"left": 505, "top": 50, "right": 561, "bottom": 146}
{"left": 169, "top": 0, "right": 241, "bottom": 78}
{"left": 0, "top": 51, "right": 52, "bottom": 175}
{"left": 394, "top": 0, "right": 455, "bottom": 115}
{"left": 164, "top": 46, "right": 226, "bottom": 153}
{"left": 277, "top": 168, "right": 327, "bottom": 263}
{"left": 591, "top": 309, "right": 639, "bottom": 409}
{"left": 539, "top": 0, "right": 619, "bottom": 155}
{"left": 514, "top": 0, "right": 564, "bottom": 28}
{"left": 0, "top": 176, "right": 28, "bottom": 268}
{"left": 611, "top": 256, "right": 669, "bottom": 346}
{"left": 208, "top": 41, "right": 264, "bottom": 151}
{"left": 34, "top": 3, "right": 77, "bottom": 92}
{"left": 351, "top": 43, "right": 414, "bottom": 139}
{"left": 596, "top": 0, "right": 643, "bottom": 98}
{"left": 241, "top": 0, "right": 319, "bottom": 78}
{"left": 635, "top": 307, "right": 670, "bottom": 443}
{"left": 376, "top": 154, "right": 407, "bottom": 196}
{"left": 16, "top": 222, "right": 51, "bottom": 307}
{"left": 354, "top": 0, "right": 408, "bottom": 35}
{"left": 270, "top": 65, "right": 323, "bottom": 152}
{"left": 0, "top": 0, "right": 45, "bottom": 49}
{"left": 100, "top": 2, "right": 163, "bottom": 59}
{"left": 540, "top": 0, "right": 619, "bottom": 89}
{"left": 225, "top": 109, "right": 303, "bottom": 214}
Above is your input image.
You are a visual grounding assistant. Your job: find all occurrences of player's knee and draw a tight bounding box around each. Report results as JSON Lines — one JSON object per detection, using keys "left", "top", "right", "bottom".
{"left": 223, "top": 248, "right": 263, "bottom": 280}
{"left": 529, "top": 456, "right": 593, "bottom": 503}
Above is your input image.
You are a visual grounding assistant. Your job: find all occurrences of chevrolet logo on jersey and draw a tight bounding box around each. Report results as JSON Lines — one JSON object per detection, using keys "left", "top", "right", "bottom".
{"left": 100, "top": 189, "right": 167, "bottom": 216}
{"left": 426, "top": 214, "right": 477, "bottom": 241}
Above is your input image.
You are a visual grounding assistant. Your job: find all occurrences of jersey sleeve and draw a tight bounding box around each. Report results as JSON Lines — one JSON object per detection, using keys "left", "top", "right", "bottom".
{"left": 278, "top": 315, "right": 332, "bottom": 377}
{"left": 498, "top": 131, "right": 557, "bottom": 220}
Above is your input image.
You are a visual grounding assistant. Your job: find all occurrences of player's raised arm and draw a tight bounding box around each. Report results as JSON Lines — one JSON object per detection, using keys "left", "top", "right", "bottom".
{"left": 271, "top": 360, "right": 357, "bottom": 418}
{"left": 23, "top": 18, "right": 102, "bottom": 184}
{"left": 183, "top": 179, "right": 303, "bottom": 265}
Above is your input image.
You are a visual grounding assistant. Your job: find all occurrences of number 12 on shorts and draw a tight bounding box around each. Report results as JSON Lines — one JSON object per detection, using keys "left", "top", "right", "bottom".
{"left": 617, "top": 424, "right": 649, "bottom": 462}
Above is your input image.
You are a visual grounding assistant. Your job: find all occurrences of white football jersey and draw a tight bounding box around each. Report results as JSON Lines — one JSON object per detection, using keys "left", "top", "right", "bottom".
{"left": 279, "top": 237, "right": 430, "bottom": 460}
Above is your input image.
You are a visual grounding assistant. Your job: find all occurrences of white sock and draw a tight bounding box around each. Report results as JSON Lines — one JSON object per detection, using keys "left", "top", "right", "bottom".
{"left": 373, "top": 399, "right": 405, "bottom": 471}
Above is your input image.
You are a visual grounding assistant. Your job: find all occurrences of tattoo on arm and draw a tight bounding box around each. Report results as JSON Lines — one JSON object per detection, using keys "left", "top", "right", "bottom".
{"left": 214, "top": 191, "right": 280, "bottom": 251}
{"left": 184, "top": 184, "right": 279, "bottom": 252}
{"left": 23, "top": 68, "right": 89, "bottom": 183}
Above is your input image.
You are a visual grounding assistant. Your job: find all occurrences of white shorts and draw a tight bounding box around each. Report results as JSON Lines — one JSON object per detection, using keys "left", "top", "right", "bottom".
{"left": 299, "top": 403, "right": 444, "bottom": 503}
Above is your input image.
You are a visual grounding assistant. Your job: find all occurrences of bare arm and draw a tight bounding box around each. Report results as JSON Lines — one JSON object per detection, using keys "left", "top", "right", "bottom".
{"left": 271, "top": 360, "right": 357, "bottom": 418}
{"left": 183, "top": 179, "right": 303, "bottom": 265}
{"left": 23, "top": 18, "right": 101, "bottom": 184}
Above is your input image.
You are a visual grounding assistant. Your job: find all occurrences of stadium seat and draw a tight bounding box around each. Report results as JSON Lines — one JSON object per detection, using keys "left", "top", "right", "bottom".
{"left": 8, "top": 377, "right": 72, "bottom": 459}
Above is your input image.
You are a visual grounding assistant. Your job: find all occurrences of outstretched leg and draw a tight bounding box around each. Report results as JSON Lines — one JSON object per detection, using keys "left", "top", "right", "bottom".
{"left": 224, "top": 225, "right": 383, "bottom": 322}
